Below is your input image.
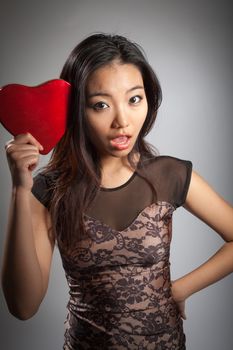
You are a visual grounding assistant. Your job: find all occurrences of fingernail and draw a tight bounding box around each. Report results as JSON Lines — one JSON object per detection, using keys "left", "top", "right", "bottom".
{"left": 40, "top": 144, "right": 44, "bottom": 150}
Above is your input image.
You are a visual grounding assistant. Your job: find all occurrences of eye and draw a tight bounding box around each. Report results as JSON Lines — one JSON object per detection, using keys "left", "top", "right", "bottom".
{"left": 129, "top": 95, "right": 143, "bottom": 104}
{"left": 92, "top": 101, "right": 109, "bottom": 110}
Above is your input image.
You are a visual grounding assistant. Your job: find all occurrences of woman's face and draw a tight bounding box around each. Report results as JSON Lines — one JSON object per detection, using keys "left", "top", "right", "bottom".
{"left": 85, "top": 61, "right": 148, "bottom": 160}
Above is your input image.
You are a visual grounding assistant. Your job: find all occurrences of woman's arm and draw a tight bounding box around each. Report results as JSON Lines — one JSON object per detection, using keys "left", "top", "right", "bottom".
{"left": 1, "top": 133, "right": 55, "bottom": 320}
{"left": 1, "top": 188, "right": 55, "bottom": 320}
{"left": 172, "top": 170, "right": 233, "bottom": 316}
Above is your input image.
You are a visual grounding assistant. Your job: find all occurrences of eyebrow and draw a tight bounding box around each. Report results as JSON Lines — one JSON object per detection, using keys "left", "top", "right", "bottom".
{"left": 87, "top": 85, "right": 145, "bottom": 98}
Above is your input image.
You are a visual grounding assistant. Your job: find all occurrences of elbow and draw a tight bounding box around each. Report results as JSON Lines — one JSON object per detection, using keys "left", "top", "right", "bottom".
{"left": 7, "top": 302, "right": 40, "bottom": 321}
{"left": 10, "top": 310, "right": 33, "bottom": 321}
{"left": 1, "top": 277, "right": 43, "bottom": 321}
{"left": 2, "top": 285, "right": 41, "bottom": 321}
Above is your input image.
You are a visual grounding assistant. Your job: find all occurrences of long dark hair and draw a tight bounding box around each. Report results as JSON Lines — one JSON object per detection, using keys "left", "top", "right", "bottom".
{"left": 40, "top": 33, "right": 162, "bottom": 254}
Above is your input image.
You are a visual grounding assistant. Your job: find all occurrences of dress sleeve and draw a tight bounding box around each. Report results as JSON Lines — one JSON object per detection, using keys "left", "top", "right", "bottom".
{"left": 155, "top": 155, "right": 193, "bottom": 209}
{"left": 171, "top": 157, "right": 193, "bottom": 208}
{"left": 31, "top": 173, "right": 52, "bottom": 209}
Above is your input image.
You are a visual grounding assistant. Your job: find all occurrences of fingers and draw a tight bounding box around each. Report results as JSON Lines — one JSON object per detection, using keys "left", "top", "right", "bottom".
{"left": 4, "top": 133, "right": 44, "bottom": 189}
{"left": 181, "top": 311, "right": 187, "bottom": 320}
{"left": 178, "top": 301, "right": 187, "bottom": 320}
{"left": 5, "top": 138, "right": 15, "bottom": 151}
{"left": 5, "top": 132, "right": 44, "bottom": 152}
{"left": 4, "top": 132, "right": 43, "bottom": 173}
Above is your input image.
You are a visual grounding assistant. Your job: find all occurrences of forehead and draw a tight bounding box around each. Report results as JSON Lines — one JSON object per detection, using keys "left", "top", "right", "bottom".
{"left": 86, "top": 62, "right": 144, "bottom": 92}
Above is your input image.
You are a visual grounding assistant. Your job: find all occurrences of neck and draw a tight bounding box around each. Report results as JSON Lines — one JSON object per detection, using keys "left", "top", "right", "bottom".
{"left": 100, "top": 152, "right": 140, "bottom": 174}
{"left": 100, "top": 155, "right": 129, "bottom": 173}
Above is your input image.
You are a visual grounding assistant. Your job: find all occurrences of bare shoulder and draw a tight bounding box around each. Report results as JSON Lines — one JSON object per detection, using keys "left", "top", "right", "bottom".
{"left": 30, "top": 192, "right": 55, "bottom": 294}
{"left": 183, "top": 170, "right": 233, "bottom": 242}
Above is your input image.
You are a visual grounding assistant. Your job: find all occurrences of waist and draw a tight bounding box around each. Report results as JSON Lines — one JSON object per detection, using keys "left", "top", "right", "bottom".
{"left": 66, "top": 263, "right": 172, "bottom": 314}
{"left": 65, "top": 302, "right": 182, "bottom": 337}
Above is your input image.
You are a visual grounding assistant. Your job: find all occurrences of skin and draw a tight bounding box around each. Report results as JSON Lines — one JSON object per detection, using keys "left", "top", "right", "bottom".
{"left": 1, "top": 61, "right": 233, "bottom": 324}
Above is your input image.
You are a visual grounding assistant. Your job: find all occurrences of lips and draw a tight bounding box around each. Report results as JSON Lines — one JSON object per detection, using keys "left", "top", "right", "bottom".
{"left": 111, "top": 134, "right": 131, "bottom": 140}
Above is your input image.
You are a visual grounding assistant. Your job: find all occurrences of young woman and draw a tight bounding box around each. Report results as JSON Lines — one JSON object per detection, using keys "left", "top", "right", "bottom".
{"left": 1, "top": 33, "right": 233, "bottom": 350}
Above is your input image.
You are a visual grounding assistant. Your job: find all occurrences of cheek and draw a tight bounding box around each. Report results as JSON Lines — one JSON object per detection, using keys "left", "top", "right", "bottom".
{"left": 136, "top": 104, "right": 148, "bottom": 127}
{"left": 85, "top": 114, "right": 107, "bottom": 140}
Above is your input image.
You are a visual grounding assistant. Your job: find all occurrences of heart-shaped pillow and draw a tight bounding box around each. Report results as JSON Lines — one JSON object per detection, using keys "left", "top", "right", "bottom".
{"left": 0, "top": 79, "right": 71, "bottom": 154}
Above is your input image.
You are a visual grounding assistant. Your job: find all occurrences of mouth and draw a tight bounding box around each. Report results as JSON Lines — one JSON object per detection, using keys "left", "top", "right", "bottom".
{"left": 110, "top": 135, "right": 131, "bottom": 150}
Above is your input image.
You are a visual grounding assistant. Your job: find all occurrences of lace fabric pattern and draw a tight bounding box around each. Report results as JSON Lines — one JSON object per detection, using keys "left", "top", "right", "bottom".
{"left": 61, "top": 201, "right": 186, "bottom": 349}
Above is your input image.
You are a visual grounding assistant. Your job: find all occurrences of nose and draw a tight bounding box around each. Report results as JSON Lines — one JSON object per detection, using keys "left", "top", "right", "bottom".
{"left": 112, "top": 106, "right": 129, "bottom": 129}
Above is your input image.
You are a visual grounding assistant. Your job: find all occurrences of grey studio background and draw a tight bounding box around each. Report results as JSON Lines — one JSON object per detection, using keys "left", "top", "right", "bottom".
{"left": 0, "top": 0, "right": 233, "bottom": 349}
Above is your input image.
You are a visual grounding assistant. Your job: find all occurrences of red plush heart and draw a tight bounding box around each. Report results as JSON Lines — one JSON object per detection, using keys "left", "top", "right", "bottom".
{"left": 0, "top": 79, "right": 71, "bottom": 154}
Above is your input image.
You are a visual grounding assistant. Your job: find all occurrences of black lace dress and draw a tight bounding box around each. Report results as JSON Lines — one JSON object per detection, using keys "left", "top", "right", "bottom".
{"left": 31, "top": 155, "right": 193, "bottom": 350}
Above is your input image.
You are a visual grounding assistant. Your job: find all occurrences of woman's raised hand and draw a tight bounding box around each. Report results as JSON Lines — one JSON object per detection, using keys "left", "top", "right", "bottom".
{"left": 5, "top": 132, "right": 44, "bottom": 191}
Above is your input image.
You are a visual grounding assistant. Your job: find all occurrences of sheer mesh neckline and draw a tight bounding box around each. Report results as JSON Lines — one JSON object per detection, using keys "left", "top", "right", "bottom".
{"left": 100, "top": 171, "right": 137, "bottom": 192}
